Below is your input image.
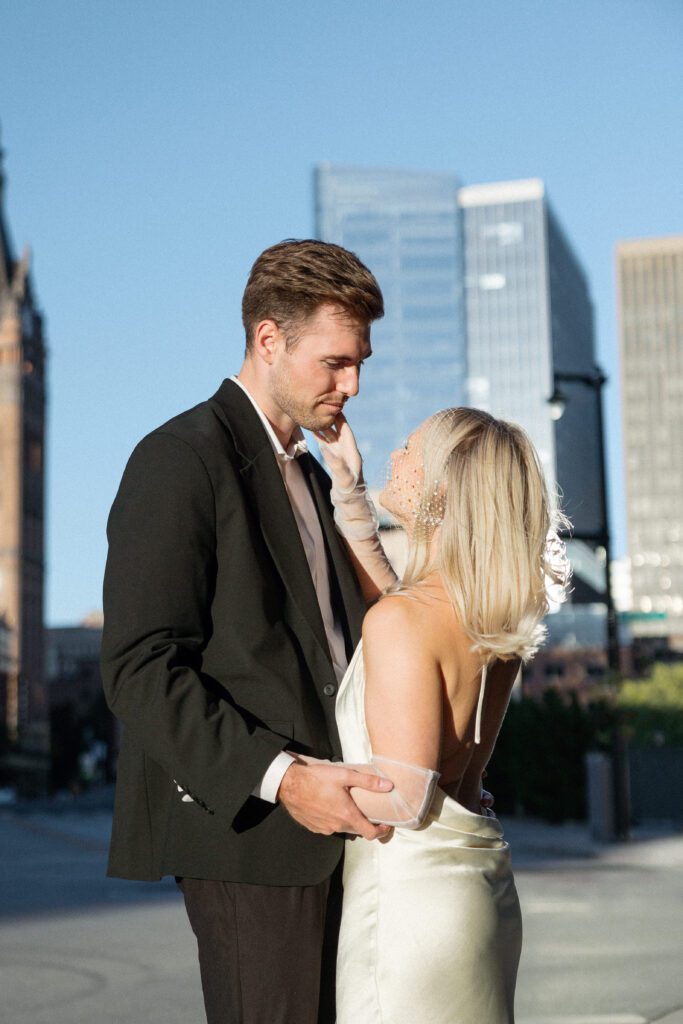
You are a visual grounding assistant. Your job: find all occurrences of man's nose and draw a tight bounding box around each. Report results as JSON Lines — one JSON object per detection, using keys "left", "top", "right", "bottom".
{"left": 336, "top": 366, "right": 360, "bottom": 397}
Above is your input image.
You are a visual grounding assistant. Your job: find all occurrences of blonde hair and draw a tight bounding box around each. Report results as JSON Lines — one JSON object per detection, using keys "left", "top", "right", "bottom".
{"left": 400, "top": 407, "right": 570, "bottom": 662}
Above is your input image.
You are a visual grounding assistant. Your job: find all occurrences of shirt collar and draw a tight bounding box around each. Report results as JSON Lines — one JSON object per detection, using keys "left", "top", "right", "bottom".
{"left": 230, "top": 376, "right": 308, "bottom": 461}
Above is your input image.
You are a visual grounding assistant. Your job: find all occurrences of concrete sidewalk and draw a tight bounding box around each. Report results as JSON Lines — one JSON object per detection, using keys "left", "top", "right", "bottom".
{"left": 6, "top": 787, "right": 682, "bottom": 869}
{"left": 503, "top": 815, "right": 683, "bottom": 868}
{"left": 2, "top": 804, "right": 683, "bottom": 1024}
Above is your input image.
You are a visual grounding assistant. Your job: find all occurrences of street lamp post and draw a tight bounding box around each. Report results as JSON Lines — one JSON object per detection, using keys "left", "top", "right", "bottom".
{"left": 549, "top": 369, "right": 629, "bottom": 839}
{"left": 548, "top": 368, "right": 620, "bottom": 677}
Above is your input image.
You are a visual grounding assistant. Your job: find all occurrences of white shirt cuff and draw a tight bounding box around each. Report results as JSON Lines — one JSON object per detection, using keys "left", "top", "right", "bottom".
{"left": 253, "top": 750, "right": 296, "bottom": 803}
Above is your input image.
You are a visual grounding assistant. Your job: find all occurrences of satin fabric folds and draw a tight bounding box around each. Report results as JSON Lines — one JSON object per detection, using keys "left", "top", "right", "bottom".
{"left": 335, "top": 642, "right": 522, "bottom": 1024}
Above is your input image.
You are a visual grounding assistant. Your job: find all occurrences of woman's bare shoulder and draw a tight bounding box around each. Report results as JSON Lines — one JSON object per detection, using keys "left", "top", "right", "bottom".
{"left": 362, "top": 591, "right": 431, "bottom": 640}
{"left": 361, "top": 591, "right": 452, "bottom": 680}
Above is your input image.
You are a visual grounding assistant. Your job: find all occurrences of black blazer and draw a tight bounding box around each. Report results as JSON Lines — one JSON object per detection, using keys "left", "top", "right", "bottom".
{"left": 101, "top": 379, "right": 366, "bottom": 885}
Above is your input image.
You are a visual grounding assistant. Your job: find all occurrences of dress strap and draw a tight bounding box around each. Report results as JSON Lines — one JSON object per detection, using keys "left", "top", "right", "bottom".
{"left": 474, "top": 663, "right": 488, "bottom": 746}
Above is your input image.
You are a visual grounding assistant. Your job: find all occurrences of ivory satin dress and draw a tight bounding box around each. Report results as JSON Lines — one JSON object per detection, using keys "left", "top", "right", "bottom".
{"left": 335, "top": 641, "right": 523, "bottom": 1024}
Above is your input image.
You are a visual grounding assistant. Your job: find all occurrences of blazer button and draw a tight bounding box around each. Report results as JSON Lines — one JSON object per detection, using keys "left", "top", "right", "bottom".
{"left": 323, "top": 683, "right": 337, "bottom": 697}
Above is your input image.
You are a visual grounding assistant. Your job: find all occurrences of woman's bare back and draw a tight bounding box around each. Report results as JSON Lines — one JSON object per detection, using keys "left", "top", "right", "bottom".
{"left": 362, "top": 577, "right": 520, "bottom": 813}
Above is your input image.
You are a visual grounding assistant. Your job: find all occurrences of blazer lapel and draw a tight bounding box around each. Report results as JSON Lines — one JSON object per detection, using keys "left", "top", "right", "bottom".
{"left": 298, "top": 454, "right": 366, "bottom": 651}
{"left": 209, "top": 380, "right": 333, "bottom": 664}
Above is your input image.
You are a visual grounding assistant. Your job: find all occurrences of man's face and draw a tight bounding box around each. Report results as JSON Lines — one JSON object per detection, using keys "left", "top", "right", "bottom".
{"left": 268, "top": 303, "right": 372, "bottom": 431}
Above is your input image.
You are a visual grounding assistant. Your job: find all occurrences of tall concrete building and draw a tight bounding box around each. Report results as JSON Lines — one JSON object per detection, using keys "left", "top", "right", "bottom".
{"left": 0, "top": 137, "right": 48, "bottom": 753}
{"left": 459, "top": 179, "right": 603, "bottom": 543}
{"left": 617, "top": 236, "right": 683, "bottom": 640}
{"left": 315, "top": 164, "right": 466, "bottom": 488}
{"left": 47, "top": 617, "right": 104, "bottom": 704}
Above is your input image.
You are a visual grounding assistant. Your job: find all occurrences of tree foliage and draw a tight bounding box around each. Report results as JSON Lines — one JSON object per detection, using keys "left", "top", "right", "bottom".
{"left": 487, "top": 689, "right": 616, "bottom": 822}
{"left": 617, "top": 662, "right": 683, "bottom": 747}
{"left": 487, "top": 662, "right": 683, "bottom": 823}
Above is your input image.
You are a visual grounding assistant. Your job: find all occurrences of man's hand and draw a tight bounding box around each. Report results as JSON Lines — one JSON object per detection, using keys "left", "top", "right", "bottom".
{"left": 277, "top": 759, "right": 393, "bottom": 841}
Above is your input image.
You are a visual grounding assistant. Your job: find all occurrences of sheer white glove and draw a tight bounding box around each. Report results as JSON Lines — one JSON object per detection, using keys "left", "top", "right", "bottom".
{"left": 297, "top": 754, "right": 439, "bottom": 830}
{"left": 314, "top": 412, "right": 362, "bottom": 492}
{"left": 314, "top": 414, "right": 380, "bottom": 542}
{"left": 315, "top": 414, "right": 398, "bottom": 599}
{"left": 349, "top": 756, "right": 440, "bottom": 829}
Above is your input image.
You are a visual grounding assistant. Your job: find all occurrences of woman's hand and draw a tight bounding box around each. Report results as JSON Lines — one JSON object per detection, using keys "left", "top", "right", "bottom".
{"left": 314, "top": 412, "right": 363, "bottom": 492}
{"left": 315, "top": 412, "right": 397, "bottom": 601}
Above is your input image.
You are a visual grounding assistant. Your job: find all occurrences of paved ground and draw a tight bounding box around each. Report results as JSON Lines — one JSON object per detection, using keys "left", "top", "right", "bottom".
{"left": 512, "top": 829, "right": 683, "bottom": 1024}
{"left": 1, "top": 802, "right": 682, "bottom": 1023}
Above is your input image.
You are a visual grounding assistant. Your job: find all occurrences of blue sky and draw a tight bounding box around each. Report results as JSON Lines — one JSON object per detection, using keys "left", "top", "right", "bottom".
{"left": 1, "top": 0, "right": 681, "bottom": 624}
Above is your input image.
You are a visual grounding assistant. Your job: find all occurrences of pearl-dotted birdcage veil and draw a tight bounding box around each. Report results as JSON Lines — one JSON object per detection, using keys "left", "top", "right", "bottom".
{"left": 382, "top": 409, "right": 462, "bottom": 547}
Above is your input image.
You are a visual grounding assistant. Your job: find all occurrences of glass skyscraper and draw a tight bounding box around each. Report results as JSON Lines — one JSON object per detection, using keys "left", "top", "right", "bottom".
{"left": 315, "top": 164, "right": 466, "bottom": 488}
{"left": 460, "top": 179, "right": 602, "bottom": 542}
{"left": 314, "top": 169, "right": 604, "bottom": 607}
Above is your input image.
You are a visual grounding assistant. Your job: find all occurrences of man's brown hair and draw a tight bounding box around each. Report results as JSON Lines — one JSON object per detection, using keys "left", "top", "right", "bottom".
{"left": 241, "top": 239, "right": 384, "bottom": 350}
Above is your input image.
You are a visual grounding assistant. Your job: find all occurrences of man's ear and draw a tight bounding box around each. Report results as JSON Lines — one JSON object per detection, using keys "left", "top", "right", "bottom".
{"left": 252, "top": 319, "right": 282, "bottom": 365}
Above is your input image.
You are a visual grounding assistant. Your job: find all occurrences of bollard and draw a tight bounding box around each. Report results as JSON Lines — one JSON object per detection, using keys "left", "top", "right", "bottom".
{"left": 585, "top": 751, "right": 616, "bottom": 843}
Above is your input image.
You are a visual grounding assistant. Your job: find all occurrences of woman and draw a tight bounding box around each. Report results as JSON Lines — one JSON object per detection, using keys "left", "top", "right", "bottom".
{"left": 314, "top": 407, "right": 570, "bottom": 1024}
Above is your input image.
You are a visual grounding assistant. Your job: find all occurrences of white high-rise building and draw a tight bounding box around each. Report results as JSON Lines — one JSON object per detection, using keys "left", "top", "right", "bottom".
{"left": 618, "top": 235, "right": 683, "bottom": 638}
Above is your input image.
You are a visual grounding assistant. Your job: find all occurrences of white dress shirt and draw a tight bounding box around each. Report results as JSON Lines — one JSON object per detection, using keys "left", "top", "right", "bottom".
{"left": 231, "top": 376, "right": 349, "bottom": 802}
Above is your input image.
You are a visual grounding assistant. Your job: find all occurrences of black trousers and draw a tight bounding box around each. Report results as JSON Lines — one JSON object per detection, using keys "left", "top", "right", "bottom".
{"left": 179, "top": 864, "right": 342, "bottom": 1024}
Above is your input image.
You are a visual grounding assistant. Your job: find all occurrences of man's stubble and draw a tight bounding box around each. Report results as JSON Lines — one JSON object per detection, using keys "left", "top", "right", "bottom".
{"left": 269, "top": 358, "right": 345, "bottom": 434}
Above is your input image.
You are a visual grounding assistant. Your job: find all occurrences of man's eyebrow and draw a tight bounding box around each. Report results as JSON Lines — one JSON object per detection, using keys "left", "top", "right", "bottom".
{"left": 323, "top": 349, "right": 373, "bottom": 363}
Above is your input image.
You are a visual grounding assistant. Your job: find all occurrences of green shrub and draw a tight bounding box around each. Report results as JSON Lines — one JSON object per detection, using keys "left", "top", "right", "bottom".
{"left": 488, "top": 690, "right": 616, "bottom": 822}
{"left": 617, "top": 662, "right": 683, "bottom": 747}
{"left": 487, "top": 662, "right": 683, "bottom": 821}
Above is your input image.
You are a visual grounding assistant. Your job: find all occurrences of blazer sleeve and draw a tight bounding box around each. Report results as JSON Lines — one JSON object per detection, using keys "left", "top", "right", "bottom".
{"left": 101, "top": 430, "right": 289, "bottom": 822}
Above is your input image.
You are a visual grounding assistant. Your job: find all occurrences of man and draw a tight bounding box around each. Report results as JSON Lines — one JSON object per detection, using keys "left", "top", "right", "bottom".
{"left": 101, "top": 239, "right": 391, "bottom": 1024}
